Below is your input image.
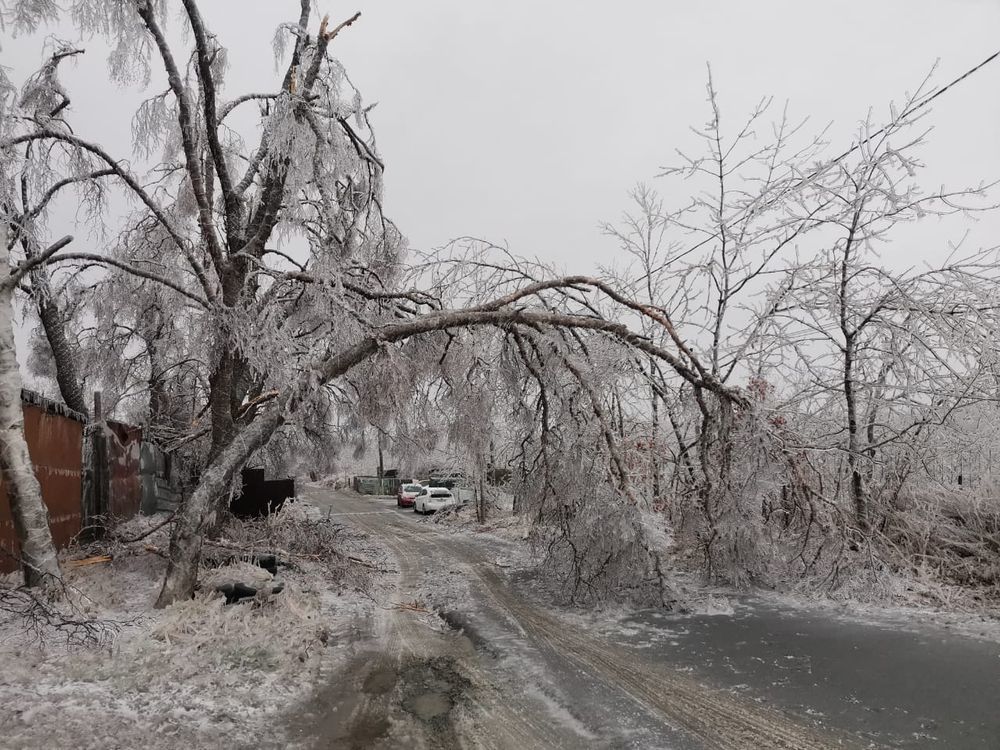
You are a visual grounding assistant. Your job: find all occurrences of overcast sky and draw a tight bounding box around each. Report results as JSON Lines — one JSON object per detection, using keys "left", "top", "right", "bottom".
{"left": 293, "top": 0, "right": 1000, "bottom": 269}
{"left": 5, "top": 0, "right": 1000, "bottom": 274}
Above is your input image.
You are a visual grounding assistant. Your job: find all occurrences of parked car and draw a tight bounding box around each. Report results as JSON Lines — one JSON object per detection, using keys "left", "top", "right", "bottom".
{"left": 396, "top": 483, "right": 423, "bottom": 508}
{"left": 413, "top": 486, "right": 456, "bottom": 514}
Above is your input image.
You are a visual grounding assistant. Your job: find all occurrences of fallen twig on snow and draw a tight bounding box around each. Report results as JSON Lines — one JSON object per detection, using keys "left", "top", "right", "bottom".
{"left": 66, "top": 555, "right": 112, "bottom": 569}
{"left": 116, "top": 511, "right": 177, "bottom": 544}
{"left": 205, "top": 537, "right": 296, "bottom": 561}
{"left": 207, "top": 533, "right": 385, "bottom": 573}
{"left": 0, "top": 585, "right": 136, "bottom": 647}
{"left": 344, "top": 554, "right": 383, "bottom": 570}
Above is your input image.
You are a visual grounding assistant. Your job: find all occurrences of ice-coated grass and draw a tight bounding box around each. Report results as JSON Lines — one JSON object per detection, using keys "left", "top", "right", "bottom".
{"left": 0, "top": 505, "right": 380, "bottom": 749}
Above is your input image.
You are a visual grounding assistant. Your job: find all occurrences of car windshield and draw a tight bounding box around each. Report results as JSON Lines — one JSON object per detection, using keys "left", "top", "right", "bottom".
{"left": 403, "top": 484, "right": 422, "bottom": 492}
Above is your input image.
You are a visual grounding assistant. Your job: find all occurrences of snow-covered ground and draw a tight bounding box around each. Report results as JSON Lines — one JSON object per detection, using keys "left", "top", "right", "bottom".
{"left": 0, "top": 505, "right": 384, "bottom": 750}
{"left": 4, "top": 489, "right": 999, "bottom": 749}
{"left": 421, "top": 498, "right": 1000, "bottom": 747}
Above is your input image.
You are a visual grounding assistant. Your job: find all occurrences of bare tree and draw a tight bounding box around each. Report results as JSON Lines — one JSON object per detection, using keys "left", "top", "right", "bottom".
{"left": 602, "top": 76, "right": 831, "bottom": 581}
{"left": 5, "top": 48, "right": 93, "bottom": 416}
{"left": 0, "top": 40, "right": 120, "bottom": 589}
{"left": 771, "top": 85, "right": 996, "bottom": 533}
{"left": 601, "top": 72, "right": 997, "bottom": 587}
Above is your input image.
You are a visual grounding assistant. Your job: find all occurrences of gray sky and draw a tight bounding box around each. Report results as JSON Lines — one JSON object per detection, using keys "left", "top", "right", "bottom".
{"left": 324, "top": 0, "right": 1000, "bottom": 268}
{"left": 6, "top": 0, "right": 1000, "bottom": 275}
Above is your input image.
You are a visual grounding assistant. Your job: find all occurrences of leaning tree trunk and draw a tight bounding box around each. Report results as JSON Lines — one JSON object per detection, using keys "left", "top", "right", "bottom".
{"left": 31, "top": 277, "right": 88, "bottom": 417}
{"left": 476, "top": 472, "right": 487, "bottom": 525}
{"left": 649, "top": 359, "right": 661, "bottom": 502}
{"left": 18, "top": 232, "right": 89, "bottom": 418}
{"left": 0, "top": 241, "right": 62, "bottom": 590}
{"left": 155, "top": 404, "right": 286, "bottom": 607}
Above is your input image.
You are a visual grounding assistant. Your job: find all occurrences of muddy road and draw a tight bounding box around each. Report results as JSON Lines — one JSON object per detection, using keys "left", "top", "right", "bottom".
{"left": 288, "top": 489, "right": 1000, "bottom": 749}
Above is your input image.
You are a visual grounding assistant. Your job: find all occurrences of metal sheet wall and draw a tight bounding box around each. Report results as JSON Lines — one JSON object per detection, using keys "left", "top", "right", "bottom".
{"left": 0, "top": 403, "right": 84, "bottom": 574}
{"left": 106, "top": 421, "right": 142, "bottom": 521}
{"left": 352, "top": 476, "right": 402, "bottom": 495}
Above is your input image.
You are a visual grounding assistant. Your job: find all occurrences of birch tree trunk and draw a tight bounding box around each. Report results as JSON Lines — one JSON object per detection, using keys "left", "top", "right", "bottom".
{"left": 0, "top": 232, "right": 62, "bottom": 589}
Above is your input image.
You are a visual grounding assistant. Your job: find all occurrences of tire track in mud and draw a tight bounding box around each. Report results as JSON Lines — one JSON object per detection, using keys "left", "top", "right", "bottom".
{"left": 305, "top": 490, "right": 869, "bottom": 749}
{"left": 297, "top": 497, "right": 580, "bottom": 748}
{"left": 365, "top": 508, "right": 849, "bottom": 748}
{"left": 347, "top": 507, "right": 590, "bottom": 750}
{"left": 469, "top": 561, "right": 855, "bottom": 749}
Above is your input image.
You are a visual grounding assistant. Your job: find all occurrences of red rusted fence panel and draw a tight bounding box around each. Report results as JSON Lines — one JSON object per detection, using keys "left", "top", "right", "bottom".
{"left": 0, "top": 395, "right": 85, "bottom": 574}
{"left": 106, "top": 420, "right": 142, "bottom": 521}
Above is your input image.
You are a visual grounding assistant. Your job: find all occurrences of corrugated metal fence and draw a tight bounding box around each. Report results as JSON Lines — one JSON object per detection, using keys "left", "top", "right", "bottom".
{"left": 1, "top": 391, "right": 148, "bottom": 575}
{"left": 353, "top": 476, "right": 403, "bottom": 495}
{"left": 105, "top": 420, "right": 143, "bottom": 520}
{"left": 0, "top": 392, "right": 86, "bottom": 574}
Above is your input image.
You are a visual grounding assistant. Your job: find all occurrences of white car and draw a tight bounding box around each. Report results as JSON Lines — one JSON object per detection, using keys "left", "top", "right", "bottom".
{"left": 413, "top": 486, "right": 456, "bottom": 514}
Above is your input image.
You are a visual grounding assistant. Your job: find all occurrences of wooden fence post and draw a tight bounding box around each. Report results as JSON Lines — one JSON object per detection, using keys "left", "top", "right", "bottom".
{"left": 82, "top": 391, "right": 108, "bottom": 538}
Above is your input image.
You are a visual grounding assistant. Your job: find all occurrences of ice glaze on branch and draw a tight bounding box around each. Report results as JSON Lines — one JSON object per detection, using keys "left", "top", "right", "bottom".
{"left": 180, "top": 0, "right": 242, "bottom": 244}
{"left": 133, "top": 0, "right": 228, "bottom": 275}
{"left": 1, "top": 130, "right": 215, "bottom": 300}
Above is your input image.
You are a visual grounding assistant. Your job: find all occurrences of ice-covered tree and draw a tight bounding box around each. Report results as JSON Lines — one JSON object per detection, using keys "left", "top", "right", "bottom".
{"left": 2, "top": 1, "right": 743, "bottom": 605}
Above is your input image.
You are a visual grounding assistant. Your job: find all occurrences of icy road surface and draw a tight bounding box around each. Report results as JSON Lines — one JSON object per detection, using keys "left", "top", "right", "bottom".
{"left": 288, "top": 488, "right": 1000, "bottom": 749}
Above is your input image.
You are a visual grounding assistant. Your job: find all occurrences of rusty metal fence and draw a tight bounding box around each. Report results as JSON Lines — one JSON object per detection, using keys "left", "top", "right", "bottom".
{"left": 0, "top": 391, "right": 85, "bottom": 574}
{"left": 1, "top": 391, "right": 152, "bottom": 575}
{"left": 105, "top": 420, "right": 143, "bottom": 520}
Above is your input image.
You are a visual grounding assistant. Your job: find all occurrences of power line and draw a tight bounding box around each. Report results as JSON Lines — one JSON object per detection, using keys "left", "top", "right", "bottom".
{"left": 638, "top": 49, "right": 1000, "bottom": 283}
{"left": 829, "top": 48, "right": 1000, "bottom": 166}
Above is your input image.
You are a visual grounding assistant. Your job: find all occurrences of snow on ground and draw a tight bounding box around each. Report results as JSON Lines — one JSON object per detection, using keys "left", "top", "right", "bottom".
{"left": 10, "top": 489, "right": 981, "bottom": 749}
{"left": 754, "top": 589, "right": 1000, "bottom": 644}
{"left": 0, "top": 504, "right": 383, "bottom": 750}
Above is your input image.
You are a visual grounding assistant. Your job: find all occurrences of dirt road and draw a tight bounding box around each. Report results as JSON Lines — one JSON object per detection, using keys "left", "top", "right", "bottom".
{"left": 287, "top": 488, "right": 867, "bottom": 749}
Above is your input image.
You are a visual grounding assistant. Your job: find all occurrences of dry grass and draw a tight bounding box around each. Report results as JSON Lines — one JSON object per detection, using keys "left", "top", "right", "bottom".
{"left": 877, "top": 489, "right": 1000, "bottom": 606}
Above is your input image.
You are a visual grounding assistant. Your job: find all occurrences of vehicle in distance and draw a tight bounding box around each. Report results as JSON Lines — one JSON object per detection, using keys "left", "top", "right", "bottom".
{"left": 396, "top": 483, "right": 423, "bottom": 507}
{"left": 414, "top": 487, "right": 456, "bottom": 514}
{"left": 429, "top": 474, "right": 466, "bottom": 490}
